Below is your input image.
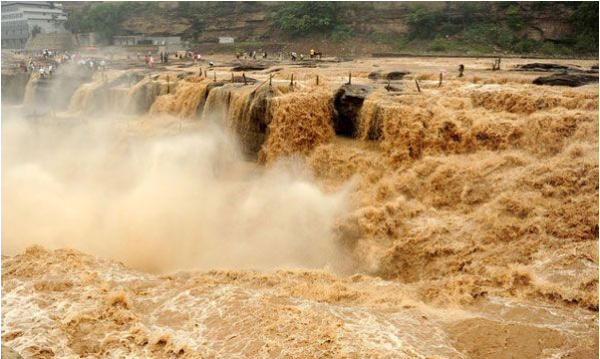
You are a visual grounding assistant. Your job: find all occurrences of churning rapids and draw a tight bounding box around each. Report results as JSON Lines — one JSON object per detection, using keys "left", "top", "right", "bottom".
{"left": 1, "top": 53, "right": 598, "bottom": 358}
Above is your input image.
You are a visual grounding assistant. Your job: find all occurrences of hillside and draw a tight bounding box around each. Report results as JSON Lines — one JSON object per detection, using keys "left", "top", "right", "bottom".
{"left": 61, "top": 1, "right": 598, "bottom": 56}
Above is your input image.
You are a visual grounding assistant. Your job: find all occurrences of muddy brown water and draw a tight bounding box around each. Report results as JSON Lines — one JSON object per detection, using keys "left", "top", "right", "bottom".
{"left": 2, "top": 55, "right": 598, "bottom": 358}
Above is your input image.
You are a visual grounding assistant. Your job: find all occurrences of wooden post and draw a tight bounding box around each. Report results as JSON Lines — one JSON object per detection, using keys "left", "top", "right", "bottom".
{"left": 348, "top": 72, "right": 352, "bottom": 85}
{"left": 290, "top": 73, "right": 294, "bottom": 87}
{"left": 387, "top": 79, "right": 391, "bottom": 92}
{"left": 316, "top": 75, "right": 319, "bottom": 86}
{"left": 231, "top": 72, "right": 234, "bottom": 83}
{"left": 199, "top": 66, "right": 202, "bottom": 77}
{"left": 439, "top": 72, "right": 443, "bottom": 87}
{"left": 243, "top": 73, "right": 247, "bottom": 85}
{"left": 269, "top": 74, "right": 272, "bottom": 87}
{"left": 167, "top": 75, "right": 170, "bottom": 94}
{"left": 204, "top": 70, "right": 208, "bottom": 77}
{"left": 213, "top": 71, "right": 217, "bottom": 82}
{"left": 497, "top": 57, "right": 501, "bottom": 70}
{"left": 415, "top": 79, "right": 421, "bottom": 92}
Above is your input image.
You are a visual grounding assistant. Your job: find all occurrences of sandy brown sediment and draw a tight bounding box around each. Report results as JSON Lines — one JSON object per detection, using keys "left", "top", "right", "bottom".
{"left": 2, "top": 247, "right": 598, "bottom": 358}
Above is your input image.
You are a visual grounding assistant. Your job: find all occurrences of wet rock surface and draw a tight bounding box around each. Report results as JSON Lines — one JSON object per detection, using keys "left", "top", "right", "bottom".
{"left": 533, "top": 73, "right": 599, "bottom": 87}
{"left": 333, "top": 84, "right": 372, "bottom": 137}
{"left": 368, "top": 70, "right": 410, "bottom": 80}
{"left": 230, "top": 64, "right": 269, "bottom": 72}
{"left": 514, "top": 63, "right": 570, "bottom": 72}
{"left": 514, "top": 62, "right": 598, "bottom": 74}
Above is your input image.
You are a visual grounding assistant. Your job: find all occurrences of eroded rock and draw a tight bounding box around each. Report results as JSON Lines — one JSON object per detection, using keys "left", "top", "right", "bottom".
{"left": 333, "top": 84, "right": 372, "bottom": 137}
{"left": 533, "top": 74, "right": 599, "bottom": 87}
{"left": 368, "top": 70, "right": 410, "bottom": 81}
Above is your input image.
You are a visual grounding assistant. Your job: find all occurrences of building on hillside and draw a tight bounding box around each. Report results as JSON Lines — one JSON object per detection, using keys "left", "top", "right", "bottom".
{"left": 218, "top": 37, "right": 234, "bottom": 44}
{"left": 1, "top": 1, "right": 69, "bottom": 49}
{"left": 113, "top": 35, "right": 182, "bottom": 52}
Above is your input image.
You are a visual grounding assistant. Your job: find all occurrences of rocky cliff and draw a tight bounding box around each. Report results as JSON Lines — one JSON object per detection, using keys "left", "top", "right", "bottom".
{"left": 62, "top": 2, "right": 584, "bottom": 54}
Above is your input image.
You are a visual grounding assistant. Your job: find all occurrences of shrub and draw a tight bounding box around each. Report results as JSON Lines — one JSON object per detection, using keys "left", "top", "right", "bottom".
{"left": 513, "top": 39, "right": 537, "bottom": 53}
{"left": 31, "top": 25, "right": 42, "bottom": 38}
{"left": 271, "top": 2, "right": 338, "bottom": 36}
{"left": 429, "top": 35, "right": 449, "bottom": 52}
{"left": 330, "top": 24, "right": 353, "bottom": 43}
{"left": 570, "top": 2, "right": 599, "bottom": 54}
{"left": 406, "top": 5, "right": 441, "bottom": 39}
{"left": 464, "top": 23, "right": 515, "bottom": 48}
{"left": 506, "top": 5, "right": 523, "bottom": 30}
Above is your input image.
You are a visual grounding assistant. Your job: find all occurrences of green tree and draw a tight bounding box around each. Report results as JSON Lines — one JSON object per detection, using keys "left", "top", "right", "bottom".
{"left": 64, "top": 8, "right": 85, "bottom": 33}
{"left": 63, "top": 2, "right": 159, "bottom": 41}
{"left": 85, "top": 4, "right": 124, "bottom": 40}
{"left": 456, "top": 2, "right": 478, "bottom": 30}
{"left": 506, "top": 5, "right": 522, "bottom": 30}
{"left": 330, "top": 24, "right": 353, "bottom": 43}
{"left": 570, "top": 2, "right": 599, "bottom": 53}
{"left": 272, "top": 2, "right": 338, "bottom": 36}
{"left": 406, "top": 6, "right": 441, "bottom": 39}
{"left": 31, "top": 25, "right": 42, "bottom": 38}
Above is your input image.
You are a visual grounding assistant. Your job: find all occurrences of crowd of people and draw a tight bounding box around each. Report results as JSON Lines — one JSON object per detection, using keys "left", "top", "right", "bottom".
{"left": 234, "top": 48, "right": 322, "bottom": 61}
{"left": 15, "top": 49, "right": 112, "bottom": 79}
{"left": 10, "top": 44, "right": 326, "bottom": 80}
{"left": 135, "top": 50, "right": 203, "bottom": 67}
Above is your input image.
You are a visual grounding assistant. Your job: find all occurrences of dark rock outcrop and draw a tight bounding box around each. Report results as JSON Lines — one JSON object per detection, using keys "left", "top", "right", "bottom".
{"left": 514, "top": 63, "right": 569, "bottom": 72}
{"left": 533, "top": 74, "right": 599, "bottom": 87}
{"left": 230, "top": 64, "right": 269, "bottom": 72}
{"left": 368, "top": 70, "right": 410, "bottom": 81}
{"left": 333, "top": 84, "right": 372, "bottom": 137}
{"left": 233, "top": 84, "right": 277, "bottom": 158}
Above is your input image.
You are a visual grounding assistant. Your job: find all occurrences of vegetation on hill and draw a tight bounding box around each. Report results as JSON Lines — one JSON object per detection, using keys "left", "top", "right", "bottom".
{"left": 395, "top": 2, "right": 598, "bottom": 56}
{"left": 270, "top": 2, "right": 338, "bottom": 36}
{"left": 64, "top": 2, "right": 158, "bottom": 41}
{"left": 62, "top": 1, "right": 598, "bottom": 56}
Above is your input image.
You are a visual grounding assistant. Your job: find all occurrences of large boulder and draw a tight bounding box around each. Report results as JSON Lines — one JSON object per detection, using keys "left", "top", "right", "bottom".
{"left": 533, "top": 74, "right": 599, "bottom": 87}
{"left": 333, "top": 84, "right": 372, "bottom": 137}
